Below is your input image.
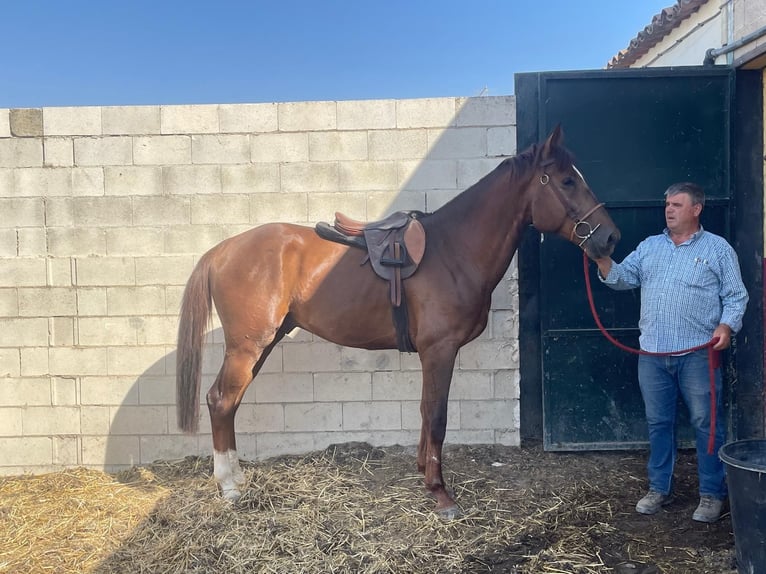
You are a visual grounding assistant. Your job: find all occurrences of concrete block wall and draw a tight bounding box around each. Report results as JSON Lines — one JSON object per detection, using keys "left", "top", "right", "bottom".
{"left": 0, "top": 96, "right": 520, "bottom": 475}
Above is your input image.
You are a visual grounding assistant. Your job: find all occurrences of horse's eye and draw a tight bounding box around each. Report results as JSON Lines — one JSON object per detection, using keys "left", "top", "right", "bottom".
{"left": 562, "top": 177, "right": 576, "bottom": 187}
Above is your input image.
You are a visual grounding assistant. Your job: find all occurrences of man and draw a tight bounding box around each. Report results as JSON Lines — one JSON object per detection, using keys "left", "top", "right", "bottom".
{"left": 594, "top": 182, "right": 748, "bottom": 523}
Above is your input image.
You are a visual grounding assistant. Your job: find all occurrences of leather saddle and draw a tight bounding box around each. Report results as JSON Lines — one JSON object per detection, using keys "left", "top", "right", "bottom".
{"left": 315, "top": 210, "right": 426, "bottom": 307}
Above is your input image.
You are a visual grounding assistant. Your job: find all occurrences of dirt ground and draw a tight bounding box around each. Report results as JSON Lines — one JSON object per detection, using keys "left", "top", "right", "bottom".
{"left": 0, "top": 442, "right": 738, "bottom": 574}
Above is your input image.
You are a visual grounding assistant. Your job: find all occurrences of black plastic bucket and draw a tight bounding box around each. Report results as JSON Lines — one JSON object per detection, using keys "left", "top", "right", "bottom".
{"left": 719, "top": 439, "right": 766, "bottom": 574}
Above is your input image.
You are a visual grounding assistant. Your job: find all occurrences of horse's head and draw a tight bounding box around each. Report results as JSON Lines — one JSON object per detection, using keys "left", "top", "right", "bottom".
{"left": 529, "top": 126, "right": 620, "bottom": 259}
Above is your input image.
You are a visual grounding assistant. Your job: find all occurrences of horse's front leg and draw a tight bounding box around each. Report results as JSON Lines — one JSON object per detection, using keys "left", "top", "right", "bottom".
{"left": 418, "top": 343, "right": 460, "bottom": 519}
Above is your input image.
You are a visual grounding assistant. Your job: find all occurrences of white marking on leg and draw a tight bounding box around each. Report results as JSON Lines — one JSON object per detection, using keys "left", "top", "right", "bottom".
{"left": 214, "top": 449, "right": 242, "bottom": 501}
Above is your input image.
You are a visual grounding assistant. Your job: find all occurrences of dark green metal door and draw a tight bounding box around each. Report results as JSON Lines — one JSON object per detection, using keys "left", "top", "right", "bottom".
{"left": 515, "top": 67, "right": 735, "bottom": 450}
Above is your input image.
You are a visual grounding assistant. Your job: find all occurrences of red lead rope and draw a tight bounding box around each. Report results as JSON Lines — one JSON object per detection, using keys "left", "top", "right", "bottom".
{"left": 582, "top": 253, "right": 720, "bottom": 455}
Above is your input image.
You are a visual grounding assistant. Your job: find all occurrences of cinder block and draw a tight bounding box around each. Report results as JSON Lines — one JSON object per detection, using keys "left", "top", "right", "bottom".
{"left": 313, "top": 372, "right": 372, "bottom": 402}
{"left": 20, "top": 348, "right": 49, "bottom": 376}
{"left": 133, "top": 135, "right": 191, "bottom": 165}
{"left": 399, "top": 159, "right": 457, "bottom": 191}
{"left": 49, "top": 197, "right": 133, "bottom": 227}
{"left": 280, "top": 161, "right": 338, "bottom": 193}
{"left": 283, "top": 342, "right": 342, "bottom": 373}
{"left": 251, "top": 132, "right": 309, "bottom": 163}
{"left": 253, "top": 373, "right": 313, "bottom": 403}
{"left": 337, "top": 100, "right": 396, "bottom": 130}
{"left": 493, "top": 369, "right": 520, "bottom": 400}
{"left": 10, "top": 108, "right": 42, "bottom": 136}
{"left": 428, "top": 128, "right": 487, "bottom": 160}
{"left": 0, "top": 377, "right": 50, "bottom": 405}
{"left": 106, "top": 227, "right": 164, "bottom": 256}
{"left": 0, "top": 258, "right": 47, "bottom": 287}
{"left": 106, "top": 345, "right": 167, "bottom": 376}
{"left": 490, "top": 309, "right": 519, "bottom": 340}
{"left": 449, "top": 371, "right": 493, "bottom": 400}
{"left": 137, "top": 376, "right": 175, "bottom": 405}
{"left": 72, "top": 167, "right": 105, "bottom": 196}
{"left": 161, "top": 104, "right": 219, "bottom": 135}
{"left": 104, "top": 166, "right": 162, "bottom": 196}
{"left": 340, "top": 348, "right": 400, "bottom": 372}
{"left": 77, "top": 287, "right": 107, "bottom": 316}
{"left": 447, "top": 429, "right": 495, "bottom": 444}
{"left": 372, "top": 371, "right": 422, "bottom": 401}
{"left": 103, "top": 106, "right": 161, "bottom": 135}
{"left": 49, "top": 347, "right": 108, "bottom": 376}
{"left": 52, "top": 436, "right": 79, "bottom": 466}
{"left": 0, "top": 168, "right": 11, "bottom": 195}
{"left": 136, "top": 316, "right": 178, "bottom": 345}
{"left": 48, "top": 227, "right": 107, "bottom": 257}
{"left": 43, "top": 106, "right": 102, "bottom": 136}
{"left": 495, "top": 428, "right": 520, "bottom": 446}
{"left": 140, "top": 434, "right": 199, "bottom": 463}
{"left": 18, "top": 287, "right": 77, "bottom": 317}
{"left": 284, "top": 402, "right": 342, "bottom": 431}
{"left": 455, "top": 96, "right": 516, "bottom": 127}
{"left": 255, "top": 432, "right": 317, "bottom": 460}
{"left": 221, "top": 163, "right": 279, "bottom": 195}
{"left": 192, "top": 134, "right": 250, "bottom": 164}
{"left": 236, "top": 403, "right": 285, "bottom": 432}
{"left": 0, "top": 198, "right": 45, "bottom": 228}
{"left": 0, "top": 437, "right": 52, "bottom": 466}
{"left": 219, "top": 103, "right": 278, "bottom": 133}
{"left": 0, "top": 138, "right": 43, "bottom": 168}
{"left": 191, "top": 194, "right": 250, "bottom": 225}
{"left": 80, "top": 405, "right": 111, "bottom": 434}
{"left": 459, "top": 399, "right": 516, "bottom": 430}
{"left": 51, "top": 377, "right": 77, "bottom": 405}
{"left": 0, "top": 287, "right": 19, "bottom": 316}
{"left": 309, "top": 131, "right": 368, "bottom": 161}
{"left": 135, "top": 255, "right": 194, "bottom": 286}
{"left": 457, "top": 158, "right": 504, "bottom": 190}
{"left": 0, "top": 348, "right": 20, "bottom": 377}
{"left": 488, "top": 126, "right": 517, "bottom": 157}
{"left": 163, "top": 224, "right": 223, "bottom": 255}
{"left": 44, "top": 137, "right": 74, "bottom": 167}
{"left": 74, "top": 136, "right": 132, "bottom": 166}
{"left": 133, "top": 196, "right": 191, "bottom": 225}
{"left": 22, "top": 406, "right": 81, "bottom": 435}
{"left": 338, "top": 161, "right": 397, "bottom": 191}
{"left": 50, "top": 317, "right": 74, "bottom": 346}
{"left": 0, "top": 408, "right": 22, "bottom": 435}
{"left": 163, "top": 164, "right": 221, "bottom": 195}
{"left": 78, "top": 317, "right": 136, "bottom": 345}
{"left": 17, "top": 228, "right": 46, "bottom": 257}
{"left": 106, "top": 286, "right": 165, "bottom": 315}
{"left": 81, "top": 435, "right": 140, "bottom": 467}
{"left": 250, "top": 192, "right": 308, "bottom": 224}
{"left": 342, "top": 401, "right": 401, "bottom": 431}
{"left": 458, "top": 339, "right": 518, "bottom": 371}
{"left": 307, "top": 192, "right": 366, "bottom": 223}
{"left": 75, "top": 256, "right": 135, "bottom": 286}
{"left": 366, "top": 191, "right": 426, "bottom": 218}
{"left": 0, "top": 108, "right": 9, "bottom": 137}
{"left": 278, "top": 101, "right": 336, "bottom": 132}
{"left": 0, "top": 318, "right": 49, "bottom": 346}
{"left": 14, "top": 167, "right": 72, "bottom": 197}
{"left": 396, "top": 98, "right": 457, "bottom": 129}
{"left": 109, "top": 405, "right": 168, "bottom": 434}
{"left": 368, "top": 129, "right": 428, "bottom": 160}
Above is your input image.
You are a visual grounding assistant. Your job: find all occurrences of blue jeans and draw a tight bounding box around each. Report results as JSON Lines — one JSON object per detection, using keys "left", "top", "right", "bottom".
{"left": 637, "top": 350, "right": 726, "bottom": 499}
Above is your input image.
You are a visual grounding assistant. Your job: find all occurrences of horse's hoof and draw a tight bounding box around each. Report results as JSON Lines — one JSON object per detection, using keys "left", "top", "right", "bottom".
{"left": 436, "top": 505, "right": 462, "bottom": 520}
{"left": 221, "top": 488, "right": 242, "bottom": 503}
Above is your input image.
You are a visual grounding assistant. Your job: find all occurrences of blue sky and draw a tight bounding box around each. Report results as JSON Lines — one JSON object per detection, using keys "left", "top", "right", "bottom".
{"left": 2, "top": 1, "right": 672, "bottom": 108}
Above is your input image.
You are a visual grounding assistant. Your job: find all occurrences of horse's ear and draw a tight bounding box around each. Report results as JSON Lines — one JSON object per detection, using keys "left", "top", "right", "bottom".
{"left": 542, "top": 125, "right": 564, "bottom": 155}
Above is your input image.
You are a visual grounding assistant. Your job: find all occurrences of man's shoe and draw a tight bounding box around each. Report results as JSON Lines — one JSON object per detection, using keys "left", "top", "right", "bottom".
{"left": 636, "top": 490, "right": 673, "bottom": 515}
{"left": 692, "top": 495, "right": 724, "bottom": 523}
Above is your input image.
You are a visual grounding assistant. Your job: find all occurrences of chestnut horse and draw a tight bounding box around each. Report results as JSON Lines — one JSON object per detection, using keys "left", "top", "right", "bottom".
{"left": 176, "top": 126, "right": 620, "bottom": 518}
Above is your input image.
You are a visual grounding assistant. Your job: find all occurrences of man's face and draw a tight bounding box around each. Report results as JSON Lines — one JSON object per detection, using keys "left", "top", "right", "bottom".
{"left": 665, "top": 192, "right": 701, "bottom": 233}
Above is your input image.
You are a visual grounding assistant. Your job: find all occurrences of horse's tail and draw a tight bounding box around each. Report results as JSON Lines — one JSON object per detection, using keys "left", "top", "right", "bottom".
{"left": 176, "top": 253, "right": 214, "bottom": 434}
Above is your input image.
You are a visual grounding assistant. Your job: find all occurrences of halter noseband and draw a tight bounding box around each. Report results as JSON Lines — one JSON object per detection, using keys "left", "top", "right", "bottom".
{"left": 540, "top": 171, "right": 604, "bottom": 248}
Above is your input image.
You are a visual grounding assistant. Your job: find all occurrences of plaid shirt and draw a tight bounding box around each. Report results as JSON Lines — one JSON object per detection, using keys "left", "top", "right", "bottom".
{"left": 600, "top": 226, "right": 749, "bottom": 353}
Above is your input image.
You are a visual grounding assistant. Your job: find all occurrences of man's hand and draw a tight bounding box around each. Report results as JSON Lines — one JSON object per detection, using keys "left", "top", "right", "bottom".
{"left": 593, "top": 257, "right": 612, "bottom": 279}
{"left": 712, "top": 324, "right": 732, "bottom": 350}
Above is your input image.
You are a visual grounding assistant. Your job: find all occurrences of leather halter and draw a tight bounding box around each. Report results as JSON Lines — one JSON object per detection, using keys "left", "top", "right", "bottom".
{"left": 539, "top": 169, "right": 604, "bottom": 248}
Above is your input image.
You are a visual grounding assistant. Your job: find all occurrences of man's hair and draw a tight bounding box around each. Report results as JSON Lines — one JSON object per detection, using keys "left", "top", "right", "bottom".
{"left": 665, "top": 182, "right": 705, "bottom": 208}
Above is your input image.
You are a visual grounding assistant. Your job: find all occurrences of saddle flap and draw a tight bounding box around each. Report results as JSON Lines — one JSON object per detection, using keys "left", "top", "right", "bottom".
{"left": 403, "top": 220, "right": 425, "bottom": 265}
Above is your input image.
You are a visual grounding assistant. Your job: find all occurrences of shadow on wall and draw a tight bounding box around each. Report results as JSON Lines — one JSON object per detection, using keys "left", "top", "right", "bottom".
{"left": 99, "top": 96, "right": 520, "bottom": 474}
